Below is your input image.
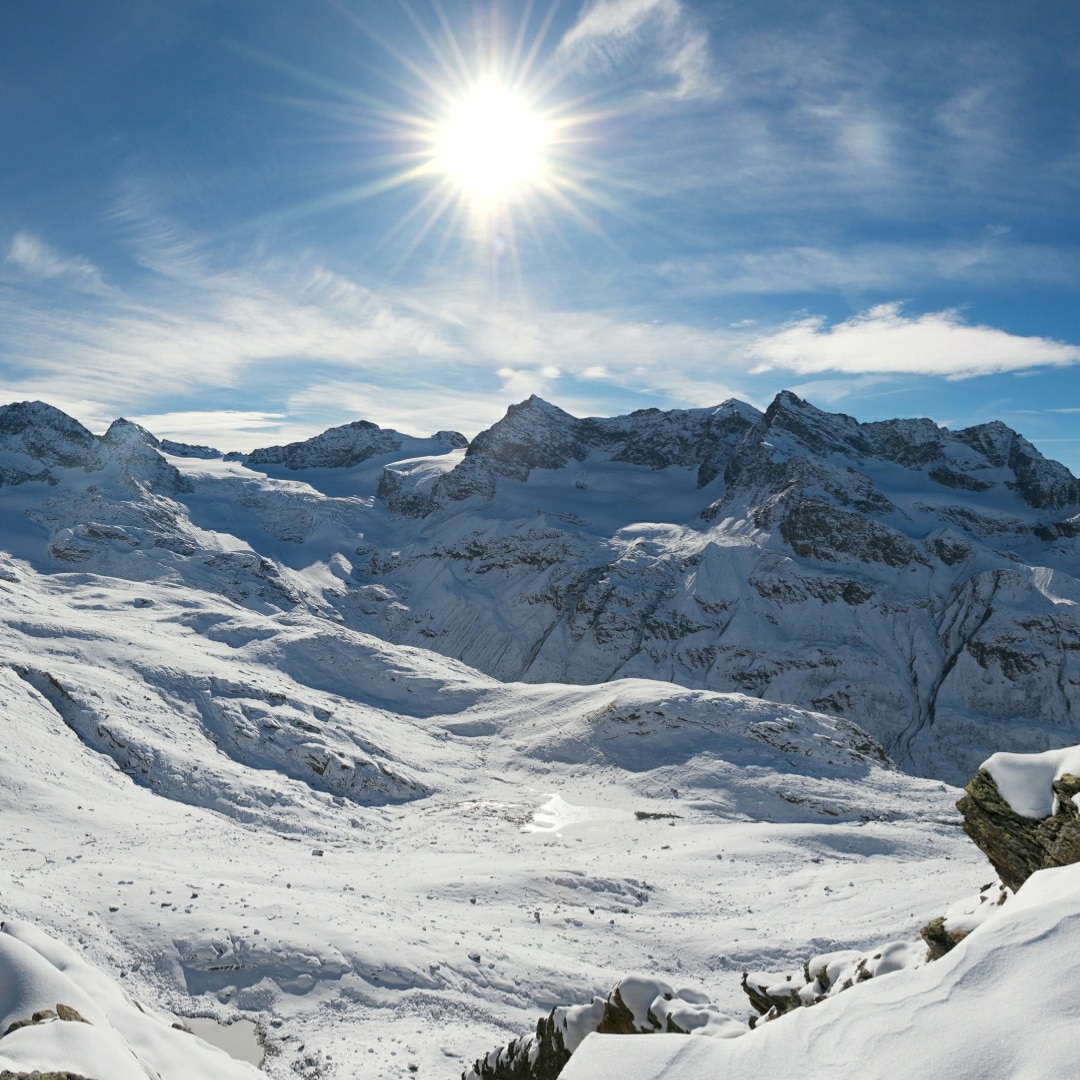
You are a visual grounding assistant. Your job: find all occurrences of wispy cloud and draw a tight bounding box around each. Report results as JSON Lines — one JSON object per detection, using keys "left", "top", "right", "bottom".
{"left": 4, "top": 198, "right": 1078, "bottom": 447}
{"left": 4, "top": 231, "right": 109, "bottom": 294}
{"left": 0, "top": 230, "right": 466, "bottom": 413}
{"left": 125, "top": 409, "right": 286, "bottom": 451}
{"left": 749, "top": 303, "right": 1080, "bottom": 379}
{"left": 556, "top": 0, "right": 716, "bottom": 101}
{"left": 656, "top": 233, "right": 1080, "bottom": 296}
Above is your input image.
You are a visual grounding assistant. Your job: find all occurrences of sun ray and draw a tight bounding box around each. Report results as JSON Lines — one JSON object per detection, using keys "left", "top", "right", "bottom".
{"left": 506, "top": 0, "right": 537, "bottom": 80}
{"left": 428, "top": 0, "right": 474, "bottom": 89}
{"left": 235, "top": 1, "right": 643, "bottom": 298}
{"left": 512, "top": 0, "right": 565, "bottom": 95}
{"left": 388, "top": 182, "right": 463, "bottom": 275}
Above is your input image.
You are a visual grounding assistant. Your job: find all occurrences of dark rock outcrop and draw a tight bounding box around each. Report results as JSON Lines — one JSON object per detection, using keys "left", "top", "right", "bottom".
{"left": 463, "top": 977, "right": 741, "bottom": 1080}
{"left": 2, "top": 1003, "right": 92, "bottom": 1038}
{"left": 957, "top": 768, "right": 1080, "bottom": 891}
{"left": 464, "top": 1007, "right": 580, "bottom": 1080}
{"left": 0, "top": 1072, "right": 93, "bottom": 1080}
{"left": 919, "top": 916, "right": 969, "bottom": 960}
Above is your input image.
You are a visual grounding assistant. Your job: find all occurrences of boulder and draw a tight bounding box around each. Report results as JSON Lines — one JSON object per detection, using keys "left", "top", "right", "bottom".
{"left": 463, "top": 978, "right": 741, "bottom": 1080}
{"left": 956, "top": 768, "right": 1080, "bottom": 891}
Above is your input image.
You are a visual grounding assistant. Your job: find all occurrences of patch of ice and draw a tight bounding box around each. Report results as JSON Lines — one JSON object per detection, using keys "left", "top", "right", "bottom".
{"left": 522, "top": 793, "right": 613, "bottom": 833}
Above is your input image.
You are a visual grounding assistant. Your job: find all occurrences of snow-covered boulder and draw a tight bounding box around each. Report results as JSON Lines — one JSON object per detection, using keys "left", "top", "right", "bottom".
{"left": 463, "top": 977, "right": 743, "bottom": 1080}
{"left": 741, "top": 881, "right": 1010, "bottom": 1022}
{"left": 560, "top": 862, "right": 1080, "bottom": 1080}
{"left": 958, "top": 745, "right": 1080, "bottom": 889}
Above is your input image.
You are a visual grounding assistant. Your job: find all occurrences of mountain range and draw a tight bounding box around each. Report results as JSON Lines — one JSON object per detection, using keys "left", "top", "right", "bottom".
{"left": 4, "top": 390, "right": 1078, "bottom": 784}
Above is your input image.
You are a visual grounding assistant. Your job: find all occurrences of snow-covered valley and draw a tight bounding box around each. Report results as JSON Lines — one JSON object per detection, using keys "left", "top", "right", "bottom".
{"left": 2, "top": 392, "right": 1079, "bottom": 1077}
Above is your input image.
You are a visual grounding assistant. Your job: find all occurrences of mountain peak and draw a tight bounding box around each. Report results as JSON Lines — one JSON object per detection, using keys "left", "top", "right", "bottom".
{"left": 103, "top": 417, "right": 160, "bottom": 449}
{"left": 0, "top": 400, "right": 101, "bottom": 477}
{"left": 247, "top": 419, "right": 405, "bottom": 469}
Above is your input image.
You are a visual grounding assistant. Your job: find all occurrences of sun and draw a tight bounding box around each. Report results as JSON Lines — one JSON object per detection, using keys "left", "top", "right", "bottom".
{"left": 434, "top": 82, "right": 550, "bottom": 207}
{"left": 260, "top": 1, "right": 611, "bottom": 265}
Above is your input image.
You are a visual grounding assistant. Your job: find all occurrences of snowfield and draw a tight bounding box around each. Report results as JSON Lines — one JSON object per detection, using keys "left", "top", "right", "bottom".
{"left": 0, "top": 562, "right": 984, "bottom": 1077}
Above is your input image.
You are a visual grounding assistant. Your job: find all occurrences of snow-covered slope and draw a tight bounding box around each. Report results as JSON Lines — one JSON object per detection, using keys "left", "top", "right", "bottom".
{"left": 561, "top": 860, "right": 1080, "bottom": 1080}
{"left": 0, "top": 919, "right": 259, "bottom": 1079}
{"left": 3, "top": 393, "right": 1076, "bottom": 1076}
{"left": 0, "top": 559, "right": 980, "bottom": 1078}
{"left": 358, "top": 393, "right": 1080, "bottom": 782}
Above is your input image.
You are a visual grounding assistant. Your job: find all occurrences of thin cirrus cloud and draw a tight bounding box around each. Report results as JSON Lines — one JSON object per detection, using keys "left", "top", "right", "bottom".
{"left": 657, "top": 234, "right": 1080, "bottom": 298}
{"left": 748, "top": 304, "right": 1080, "bottom": 379}
{"left": 4, "top": 231, "right": 110, "bottom": 295}
{"left": 4, "top": 214, "right": 1079, "bottom": 445}
{"left": 555, "top": 0, "right": 715, "bottom": 101}
{"left": 125, "top": 409, "right": 286, "bottom": 447}
{"left": 0, "top": 246, "right": 466, "bottom": 412}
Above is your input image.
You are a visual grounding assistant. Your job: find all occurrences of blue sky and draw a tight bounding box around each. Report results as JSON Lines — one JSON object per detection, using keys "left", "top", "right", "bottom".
{"left": 2, "top": 0, "right": 1080, "bottom": 466}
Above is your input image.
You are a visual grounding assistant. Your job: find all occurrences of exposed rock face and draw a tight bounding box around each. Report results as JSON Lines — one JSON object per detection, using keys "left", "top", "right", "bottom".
{"left": 157, "top": 437, "right": 223, "bottom": 459}
{"left": 391, "top": 395, "right": 762, "bottom": 515}
{"left": 351, "top": 393, "right": 1080, "bottom": 781}
{"left": 957, "top": 768, "right": 1080, "bottom": 890}
{"left": 464, "top": 1007, "right": 582, "bottom": 1080}
{"left": 247, "top": 419, "right": 467, "bottom": 469}
{"left": 0, "top": 400, "right": 102, "bottom": 485}
{"left": 464, "top": 977, "right": 742, "bottom": 1080}
{"left": 0, "top": 403, "right": 192, "bottom": 495}
{"left": 101, "top": 419, "right": 194, "bottom": 494}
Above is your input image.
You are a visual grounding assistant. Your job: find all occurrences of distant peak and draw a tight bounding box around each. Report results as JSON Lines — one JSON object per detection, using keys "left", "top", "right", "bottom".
{"left": 511, "top": 394, "right": 571, "bottom": 416}
{"left": 433, "top": 430, "right": 469, "bottom": 448}
{"left": 0, "top": 400, "right": 94, "bottom": 438}
{"left": 103, "top": 417, "right": 160, "bottom": 448}
{"left": 494, "top": 396, "right": 581, "bottom": 432}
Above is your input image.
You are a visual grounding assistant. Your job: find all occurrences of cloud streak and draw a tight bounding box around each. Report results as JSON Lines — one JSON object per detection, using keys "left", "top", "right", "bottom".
{"left": 4, "top": 232, "right": 109, "bottom": 294}
{"left": 749, "top": 304, "right": 1080, "bottom": 379}
{"left": 556, "top": 0, "right": 715, "bottom": 101}
{"left": 3, "top": 204, "right": 1079, "bottom": 448}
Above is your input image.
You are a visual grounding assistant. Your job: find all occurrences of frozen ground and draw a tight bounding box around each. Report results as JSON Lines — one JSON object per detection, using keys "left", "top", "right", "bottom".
{"left": 0, "top": 561, "right": 987, "bottom": 1078}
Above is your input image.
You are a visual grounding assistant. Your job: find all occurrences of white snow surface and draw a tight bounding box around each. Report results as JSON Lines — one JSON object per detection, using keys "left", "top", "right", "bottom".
{"left": 0, "top": 559, "right": 983, "bottom": 1078}
{"left": 6, "top": 392, "right": 1080, "bottom": 783}
{"left": 982, "top": 745, "right": 1080, "bottom": 818}
{"left": 562, "top": 862, "right": 1080, "bottom": 1080}
{"left": 0, "top": 919, "right": 259, "bottom": 1078}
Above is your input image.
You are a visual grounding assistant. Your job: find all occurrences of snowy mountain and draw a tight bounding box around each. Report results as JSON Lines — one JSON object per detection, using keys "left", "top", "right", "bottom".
{"left": 7, "top": 391, "right": 1076, "bottom": 781}
{"left": 362, "top": 392, "right": 1080, "bottom": 784}
{"left": 2, "top": 391, "right": 1079, "bottom": 1076}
